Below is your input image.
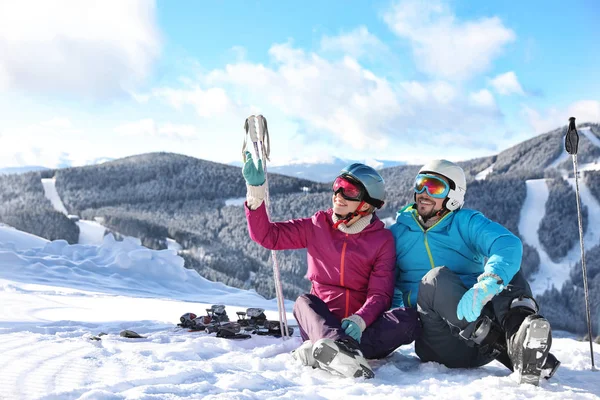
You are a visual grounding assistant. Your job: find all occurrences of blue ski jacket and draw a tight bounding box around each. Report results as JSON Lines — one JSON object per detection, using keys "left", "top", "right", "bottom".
{"left": 389, "top": 204, "right": 523, "bottom": 308}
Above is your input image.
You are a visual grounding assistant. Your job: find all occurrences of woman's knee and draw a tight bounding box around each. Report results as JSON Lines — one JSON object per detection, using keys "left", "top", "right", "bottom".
{"left": 293, "top": 293, "right": 321, "bottom": 314}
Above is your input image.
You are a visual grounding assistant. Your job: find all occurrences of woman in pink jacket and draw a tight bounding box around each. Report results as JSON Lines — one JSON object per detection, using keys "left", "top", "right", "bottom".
{"left": 243, "top": 152, "right": 420, "bottom": 379}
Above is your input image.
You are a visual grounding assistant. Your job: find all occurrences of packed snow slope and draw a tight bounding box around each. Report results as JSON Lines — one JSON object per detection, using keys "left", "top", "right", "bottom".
{"left": 0, "top": 226, "right": 599, "bottom": 399}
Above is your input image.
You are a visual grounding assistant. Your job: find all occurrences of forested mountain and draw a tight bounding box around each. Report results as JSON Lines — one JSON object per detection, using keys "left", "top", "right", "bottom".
{"left": 0, "top": 171, "right": 79, "bottom": 243}
{"left": 1, "top": 123, "right": 599, "bottom": 335}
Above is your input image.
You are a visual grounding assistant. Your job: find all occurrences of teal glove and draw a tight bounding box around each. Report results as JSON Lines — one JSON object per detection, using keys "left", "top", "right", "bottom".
{"left": 391, "top": 287, "right": 405, "bottom": 309}
{"left": 242, "top": 151, "right": 265, "bottom": 186}
{"left": 457, "top": 276, "right": 504, "bottom": 322}
{"left": 341, "top": 319, "right": 362, "bottom": 343}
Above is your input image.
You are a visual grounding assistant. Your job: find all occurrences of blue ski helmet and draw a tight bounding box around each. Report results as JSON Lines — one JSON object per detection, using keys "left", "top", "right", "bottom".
{"left": 339, "top": 163, "right": 386, "bottom": 209}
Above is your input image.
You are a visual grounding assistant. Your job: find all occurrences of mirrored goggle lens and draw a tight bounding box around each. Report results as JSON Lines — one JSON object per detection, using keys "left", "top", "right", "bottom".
{"left": 414, "top": 174, "right": 449, "bottom": 198}
{"left": 333, "top": 177, "right": 363, "bottom": 200}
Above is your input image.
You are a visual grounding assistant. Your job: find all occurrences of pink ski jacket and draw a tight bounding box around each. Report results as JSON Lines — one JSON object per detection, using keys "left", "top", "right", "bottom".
{"left": 245, "top": 202, "right": 395, "bottom": 327}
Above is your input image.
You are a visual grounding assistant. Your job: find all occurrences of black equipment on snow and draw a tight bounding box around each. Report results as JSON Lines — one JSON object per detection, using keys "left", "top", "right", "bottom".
{"left": 177, "top": 306, "right": 294, "bottom": 339}
{"left": 179, "top": 312, "right": 197, "bottom": 328}
{"left": 236, "top": 307, "right": 295, "bottom": 337}
{"left": 565, "top": 117, "right": 596, "bottom": 370}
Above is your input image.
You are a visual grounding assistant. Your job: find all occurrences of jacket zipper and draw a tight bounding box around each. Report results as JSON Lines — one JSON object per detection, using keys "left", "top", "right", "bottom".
{"left": 410, "top": 212, "right": 452, "bottom": 270}
{"left": 340, "top": 234, "right": 349, "bottom": 318}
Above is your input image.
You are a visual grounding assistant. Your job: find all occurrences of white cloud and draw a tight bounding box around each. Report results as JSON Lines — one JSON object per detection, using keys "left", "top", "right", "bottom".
{"left": 383, "top": 0, "right": 515, "bottom": 80}
{"left": 320, "top": 26, "right": 388, "bottom": 59}
{"left": 523, "top": 100, "right": 600, "bottom": 134}
{"left": 205, "top": 43, "right": 402, "bottom": 150}
{"left": 114, "top": 119, "right": 198, "bottom": 139}
{"left": 151, "top": 86, "right": 238, "bottom": 118}
{"left": 114, "top": 119, "right": 157, "bottom": 137}
{"left": 158, "top": 123, "right": 198, "bottom": 139}
{"left": 195, "top": 42, "right": 503, "bottom": 153}
{"left": 0, "top": 119, "right": 85, "bottom": 168}
{"left": 569, "top": 100, "right": 600, "bottom": 124}
{"left": 469, "top": 89, "right": 497, "bottom": 108}
{"left": 490, "top": 71, "right": 525, "bottom": 95}
{"left": 40, "top": 118, "right": 73, "bottom": 129}
{"left": 0, "top": 0, "right": 161, "bottom": 98}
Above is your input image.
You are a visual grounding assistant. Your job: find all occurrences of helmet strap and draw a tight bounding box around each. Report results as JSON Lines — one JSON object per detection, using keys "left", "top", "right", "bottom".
{"left": 333, "top": 200, "right": 371, "bottom": 229}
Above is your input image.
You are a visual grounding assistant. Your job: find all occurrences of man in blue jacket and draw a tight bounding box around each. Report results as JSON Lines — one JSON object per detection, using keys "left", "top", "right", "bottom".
{"left": 390, "top": 159, "right": 559, "bottom": 386}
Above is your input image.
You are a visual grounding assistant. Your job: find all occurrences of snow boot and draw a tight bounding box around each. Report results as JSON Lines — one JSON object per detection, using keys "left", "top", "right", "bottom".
{"left": 312, "top": 338, "right": 374, "bottom": 379}
{"left": 292, "top": 340, "right": 317, "bottom": 367}
{"left": 504, "top": 297, "right": 554, "bottom": 386}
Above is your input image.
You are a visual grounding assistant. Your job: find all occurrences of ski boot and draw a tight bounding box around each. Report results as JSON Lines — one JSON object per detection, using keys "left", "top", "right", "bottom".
{"left": 504, "top": 297, "right": 554, "bottom": 386}
{"left": 211, "top": 322, "right": 251, "bottom": 339}
{"left": 207, "top": 304, "right": 229, "bottom": 323}
{"left": 260, "top": 320, "right": 294, "bottom": 337}
{"left": 460, "top": 314, "right": 506, "bottom": 358}
{"left": 178, "top": 312, "right": 212, "bottom": 330}
{"left": 312, "top": 338, "right": 374, "bottom": 379}
{"left": 237, "top": 307, "right": 268, "bottom": 332}
{"left": 292, "top": 340, "right": 317, "bottom": 367}
{"left": 178, "top": 312, "right": 198, "bottom": 329}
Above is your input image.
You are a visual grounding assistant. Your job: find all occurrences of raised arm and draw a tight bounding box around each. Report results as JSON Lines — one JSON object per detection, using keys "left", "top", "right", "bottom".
{"left": 245, "top": 196, "right": 311, "bottom": 250}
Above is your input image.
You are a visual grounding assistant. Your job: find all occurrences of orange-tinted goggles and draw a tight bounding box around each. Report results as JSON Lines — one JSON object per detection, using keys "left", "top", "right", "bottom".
{"left": 414, "top": 174, "right": 450, "bottom": 198}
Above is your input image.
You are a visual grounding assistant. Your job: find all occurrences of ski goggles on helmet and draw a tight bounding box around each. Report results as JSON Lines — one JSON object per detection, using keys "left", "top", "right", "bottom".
{"left": 332, "top": 176, "right": 364, "bottom": 201}
{"left": 414, "top": 174, "right": 450, "bottom": 199}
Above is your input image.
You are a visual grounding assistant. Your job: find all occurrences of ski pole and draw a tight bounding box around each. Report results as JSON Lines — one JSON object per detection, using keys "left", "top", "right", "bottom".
{"left": 243, "top": 115, "right": 291, "bottom": 339}
{"left": 565, "top": 116, "right": 595, "bottom": 369}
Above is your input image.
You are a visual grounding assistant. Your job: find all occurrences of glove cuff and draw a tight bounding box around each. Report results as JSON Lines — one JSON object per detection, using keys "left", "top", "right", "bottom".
{"left": 342, "top": 314, "right": 366, "bottom": 332}
{"left": 246, "top": 183, "right": 266, "bottom": 210}
{"left": 477, "top": 273, "right": 504, "bottom": 285}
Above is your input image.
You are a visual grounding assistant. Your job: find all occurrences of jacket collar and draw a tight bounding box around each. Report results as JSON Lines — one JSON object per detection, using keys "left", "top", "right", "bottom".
{"left": 395, "top": 203, "right": 456, "bottom": 231}
{"left": 327, "top": 208, "right": 384, "bottom": 233}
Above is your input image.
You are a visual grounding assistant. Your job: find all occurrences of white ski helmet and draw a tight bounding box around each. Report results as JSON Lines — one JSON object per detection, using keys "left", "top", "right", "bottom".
{"left": 418, "top": 159, "right": 466, "bottom": 211}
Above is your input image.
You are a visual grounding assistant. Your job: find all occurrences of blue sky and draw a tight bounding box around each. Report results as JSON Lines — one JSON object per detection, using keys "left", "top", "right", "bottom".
{"left": 0, "top": 0, "right": 599, "bottom": 169}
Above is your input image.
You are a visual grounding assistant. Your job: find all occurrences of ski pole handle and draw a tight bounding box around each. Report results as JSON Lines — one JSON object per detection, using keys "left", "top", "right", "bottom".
{"left": 565, "top": 116, "right": 579, "bottom": 155}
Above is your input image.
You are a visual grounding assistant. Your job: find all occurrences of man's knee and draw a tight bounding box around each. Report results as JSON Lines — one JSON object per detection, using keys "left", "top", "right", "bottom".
{"left": 421, "top": 266, "right": 453, "bottom": 286}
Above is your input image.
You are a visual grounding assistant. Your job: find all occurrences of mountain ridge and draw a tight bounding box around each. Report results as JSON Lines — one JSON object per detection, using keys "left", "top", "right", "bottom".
{"left": 0, "top": 123, "right": 599, "bottom": 335}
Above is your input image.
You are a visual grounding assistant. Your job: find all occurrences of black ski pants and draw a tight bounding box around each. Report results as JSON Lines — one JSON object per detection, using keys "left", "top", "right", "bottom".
{"left": 415, "top": 266, "right": 532, "bottom": 368}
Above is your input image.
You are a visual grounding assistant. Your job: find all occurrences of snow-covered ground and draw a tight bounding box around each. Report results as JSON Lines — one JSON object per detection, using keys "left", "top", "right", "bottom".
{"left": 581, "top": 127, "right": 600, "bottom": 148}
{"left": 1, "top": 226, "right": 599, "bottom": 399}
{"left": 77, "top": 220, "right": 107, "bottom": 245}
{"left": 225, "top": 197, "right": 246, "bottom": 206}
{"left": 475, "top": 163, "right": 495, "bottom": 180}
{"left": 167, "top": 238, "right": 182, "bottom": 252}
{"left": 41, "top": 178, "right": 68, "bottom": 215}
{"left": 547, "top": 128, "right": 600, "bottom": 173}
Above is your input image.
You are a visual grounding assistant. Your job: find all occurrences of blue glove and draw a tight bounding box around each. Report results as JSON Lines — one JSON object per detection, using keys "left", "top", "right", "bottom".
{"left": 242, "top": 151, "right": 265, "bottom": 186}
{"left": 341, "top": 320, "right": 362, "bottom": 343}
{"left": 457, "top": 276, "right": 504, "bottom": 322}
